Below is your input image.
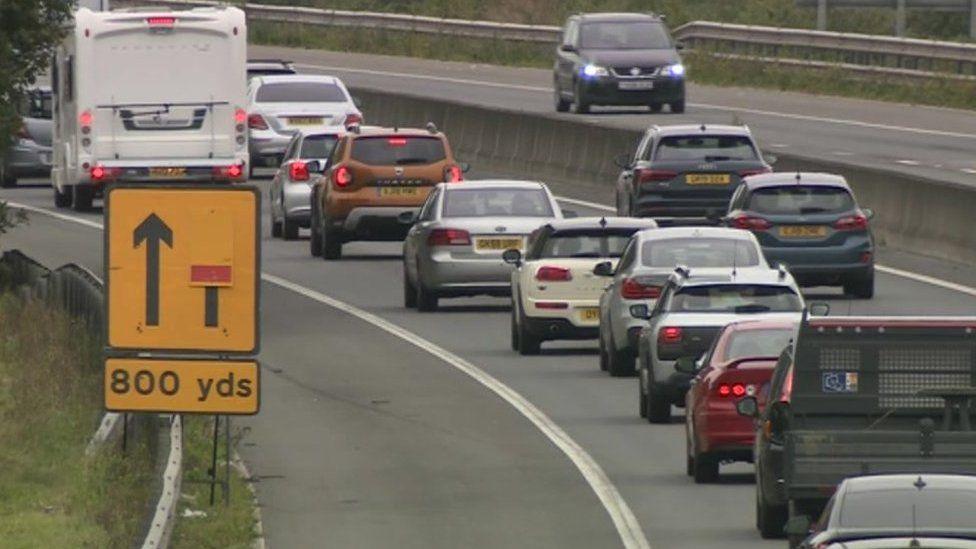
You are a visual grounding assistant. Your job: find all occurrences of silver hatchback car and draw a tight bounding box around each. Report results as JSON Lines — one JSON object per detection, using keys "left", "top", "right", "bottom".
{"left": 2, "top": 86, "right": 53, "bottom": 187}
{"left": 269, "top": 127, "right": 344, "bottom": 240}
{"left": 596, "top": 226, "right": 769, "bottom": 377}
{"left": 402, "top": 180, "right": 562, "bottom": 311}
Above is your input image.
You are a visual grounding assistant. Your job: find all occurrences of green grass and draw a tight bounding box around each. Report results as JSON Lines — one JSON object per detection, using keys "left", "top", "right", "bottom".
{"left": 170, "top": 415, "right": 258, "bottom": 549}
{"left": 0, "top": 295, "right": 155, "bottom": 548}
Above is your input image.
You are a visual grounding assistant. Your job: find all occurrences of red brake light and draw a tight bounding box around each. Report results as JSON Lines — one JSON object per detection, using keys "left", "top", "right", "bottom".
{"left": 79, "top": 110, "right": 93, "bottom": 127}
{"left": 445, "top": 164, "right": 463, "bottom": 183}
{"left": 212, "top": 164, "right": 244, "bottom": 180}
{"left": 89, "top": 165, "right": 119, "bottom": 182}
{"left": 716, "top": 383, "right": 749, "bottom": 398}
{"left": 535, "top": 266, "right": 572, "bottom": 282}
{"left": 388, "top": 137, "right": 408, "bottom": 147}
{"left": 717, "top": 384, "right": 731, "bottom": 397}
{"left": 659, "top": 326, "right": 683, "bottom": 344}
{"left": 333, "top": 165, "right": 352, "bottom": 188}
{"left": 90, "top": 165, "right": 105, "bottom": 180}
{"left": 345, "top": 113, "right": 363, "bottom": 126}
{"left": 731, "top": 215, "right": 772, "bottom": 231}
{"left": 636, "top": 169, "right": 678, "bottom": 185}
{"left": 739, "top": 167, "right": 772, "bottom": 178}
{"left": 247, "top": 113, "right": 268, "bottom": 131}
{"left": 732, "top": 383, "right": 747, "bottom": 397}
{"left": 289, "top": 161, "right": 309, "bottom": 181}
{"left": 834, "top": 214, "right": 868, "bottom": 231}
{"left": 147, "top": 16, "right": 176, "bottom": 27}
{"left": 621, "top": 278, "right": 661, "bottom": 299}
{"left": 427, "top": 228, "right": 471, "bottom": 246}
{"left": 234, "top": 108, "right": 247, "bottom": 125}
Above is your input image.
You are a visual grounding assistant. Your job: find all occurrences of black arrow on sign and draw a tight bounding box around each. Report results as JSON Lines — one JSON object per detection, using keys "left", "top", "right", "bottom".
{"left": 133, "top": 213, "right": 173, "bottom": 327}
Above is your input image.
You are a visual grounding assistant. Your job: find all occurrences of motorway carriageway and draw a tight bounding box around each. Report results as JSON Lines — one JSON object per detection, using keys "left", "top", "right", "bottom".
{"left": 4, "top": 178, "right": 976, "bottom": 549}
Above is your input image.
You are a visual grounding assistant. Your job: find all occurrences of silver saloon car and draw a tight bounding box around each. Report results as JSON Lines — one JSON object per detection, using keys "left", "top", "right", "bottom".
{"left": 596, "top": 226, "right": 769, "bottom": 377}
{"left": 269, "top": 127, "right": 343, "bottom": 240}
{"left": 247, "top": 74, "right": 361, "bottom": 174}
{"left": 402, "top": 180, "right": 562, "bottom": 311}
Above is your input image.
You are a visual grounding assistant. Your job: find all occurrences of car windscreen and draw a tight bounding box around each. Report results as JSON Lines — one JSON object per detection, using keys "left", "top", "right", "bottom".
{"left": 256, "top": 82, "right": 348, "bottom": 103}
{"left": 579, "top": 22, "right": 672, "bottom": 49}
{"left": 670, "top": 285, "right": 802, "bottom": 313}
{"left": 747, "top": 186, "right": 855, "bottom": 215}
{"left": 442, "top": 188, "right": 553, "bottom": 218}
{"left": 300, "top": 134, "right": 340, "bottom": 159}
{"left": 350, "top": 136, "right": 446, "bottom": 166}
{"left": 723, "top": 329, "right": 794, "bottom": 363}
{"left": 538, "top": 230, "right": 635, "bottom": 259}
{"left": 840, "top": 490, "right": 976, "bottom": 529}
{"left": 641, "top": 238, "right": 761, "bottom": 268}
{"left": 654, "top": 135, "right": 759, "bottom": 162}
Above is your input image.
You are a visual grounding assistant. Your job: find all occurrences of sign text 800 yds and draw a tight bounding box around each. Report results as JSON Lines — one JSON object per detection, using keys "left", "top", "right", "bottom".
{"left": 104, "top": 358, "right": 259, "bottom": 414}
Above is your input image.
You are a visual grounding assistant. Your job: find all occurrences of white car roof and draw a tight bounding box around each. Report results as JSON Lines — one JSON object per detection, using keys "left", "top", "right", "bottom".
{"left": 297, "top": 125, "right": 347, "bottom": 136}
{"left": 436, "top": 180, "right": 550, "bottom": 191}
{"left": 635, "top": 226, "right": 756, "bottom": 242}
{"left": 546, "top": 217, "right": 658, "bottom": 231}
{"left": 255, "top": 74, "right": 342, "bottom": 85}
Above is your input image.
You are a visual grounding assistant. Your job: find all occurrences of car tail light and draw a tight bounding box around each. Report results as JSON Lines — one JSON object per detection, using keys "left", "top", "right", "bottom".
{"left": 388, "top": 137, "right": 408, "bottom": 147}
{"left": 147, "top": 16, "right": 176, "bottom": 27}
{"left": 247, "top": 113, "right": 268, "bottom": 131}
{"left": 212, "top": 164, "right": 244, "bottom": 181}
{"left": 834, "top": 213, "right": 868, "bottom": 231}
{"left": 536, "top": 301, "right": 569, "bottom": 310}
{"left": 739, "top": 167, "right": 772, "bottom": 178}
{"left": 427, "top": 228, "right": 471, "bottom": 246}
{"left": 535, "top": 266, "right": 572, "bottom": 282}
{"left": 333, "top": 165, "right": 352, "bottom": 188}
{"left": 659, "top": 326, "right": 683, "bottom": 344}
{"left": 860, "top": 251, "right": 873, "bottom": 264}
{"left": 731, "top": 215, "right": 772, "bottom": 231}
{"left": 621, "top": 278, "right": 661, "bottom": 299}
{"left": 716, "top": 383, "right": 750, "bottom": 398}
{"left": 289, "top": 161, "right": 309, "bottom": 181}
{"left": 444, "top": 164, "right": 463, "bottom": 183}
{"left": 635, "top": 169, "right": 677, "bottom": 185}
{"left": 345, "top": 113, "right": 363, "bottom": 126}
{"left": 79, "top": 110, "right": 93, "bottom": 135}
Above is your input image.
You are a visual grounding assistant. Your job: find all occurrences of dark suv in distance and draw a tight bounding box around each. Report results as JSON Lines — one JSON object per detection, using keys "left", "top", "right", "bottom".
{"left": 553, "top": 12, "right": 685, "bottom": 114}
{"left": 614, "top": 124, "right": 773, "bottom": 225}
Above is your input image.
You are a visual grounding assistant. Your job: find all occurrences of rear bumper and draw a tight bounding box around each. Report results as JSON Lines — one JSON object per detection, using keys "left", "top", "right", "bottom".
{"left": 578, "top": 78, "right": 685, "bottom": 105}
{"left": 333, "top": 206, "right": 418, "bottom": 241}
{"left": 696, "top": 412, "right": 757, "bottom": 455}
{"left": 4, "top": 139, "right": 52, "bottom": 177}
{"left": 764, "top": 246, "right": 873, "bottom": 285}
{"left": 420, "top": 252, "right": 514, "bottom": 295}
{"left": 523, "top": 316, "right": 599, "bottom": 341}
{"left": 634, "top": 194, "right": 730, "bottom": 221}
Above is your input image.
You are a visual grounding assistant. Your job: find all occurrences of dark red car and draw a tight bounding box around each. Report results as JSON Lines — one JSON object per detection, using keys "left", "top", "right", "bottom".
{"left": 684, "top": 318, "right": 796, "bottom": 483}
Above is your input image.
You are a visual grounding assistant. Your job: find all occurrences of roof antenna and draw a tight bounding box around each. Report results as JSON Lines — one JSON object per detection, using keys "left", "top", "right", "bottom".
{"left": 732, "top": 240, "right": 738, "bottom": 278}
{"left": 699, "top": 123, "right": 707, "bottom": 132}
{"left": 599, "top": 216, "right": 607, "bottom": 227}
{"left": 909, "top": 502, "right": 920, "bottom": 548}
{"left": 795, "top": 172, "right": 802, "bottom": 184}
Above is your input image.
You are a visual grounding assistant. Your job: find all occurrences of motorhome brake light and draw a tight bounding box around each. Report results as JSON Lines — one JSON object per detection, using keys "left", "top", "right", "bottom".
{"left": 234, "top": 108, "right": 247, "bottom": 125}
{"left": 147, "top": 17, "right": 176, "bottom": 27}
{"left": 79, "top": 110, "right": 93, "bottom": 134}
{"left": 212, "top": 164, "right": 244, "bottom": 180}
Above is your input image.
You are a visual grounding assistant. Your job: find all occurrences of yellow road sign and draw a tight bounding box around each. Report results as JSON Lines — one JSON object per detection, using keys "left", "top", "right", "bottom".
{"left": 105, "top": 185, "right": 259, "bottom": 354}
{"left": 105, "top": 358, "right": 259, "bottom": 414}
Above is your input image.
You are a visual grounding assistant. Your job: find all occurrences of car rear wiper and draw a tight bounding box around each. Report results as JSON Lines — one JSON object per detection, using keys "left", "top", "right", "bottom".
{"left": 394, "top": 158, "right": 430, "bottom": 165}
{"left": 704, "top": 155, "right": 735, "bottom": 162}
{"left": 567, "top": 253, "right": 602, "bottom": 258}
{"left": 735, "top": 304, "right": 772, "bottom": 313}
{"left": 799, "top": 207, "right": 830, "bottom": 214}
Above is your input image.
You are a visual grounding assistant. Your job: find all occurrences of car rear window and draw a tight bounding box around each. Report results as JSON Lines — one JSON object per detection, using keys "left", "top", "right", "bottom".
{"left": 19, "top": 90, "right": 52, "bottom": 119}
{"left": 442, "top": 188, "right": 552, "bottom": 218}
{"left": 840, "top": 490, "right": 976, "bottom": 529}
{"left": 723, "top": 329, "right": 794, "bottom": 363}
{"left": 654, "top": 135, "right": 758, "bottom": 162}
{"left": 670, "top": 285, "right": 802, "bottom": 313}
{"left": 256, "top": 82, "right": 348, "bottom": 103}
{"left": 300, "top": 134, "right": 339, "bottom": 159}
{"left": 539, "top": 230, "right": 636, "bottom": 259}
{"left": 579, "top": 22, "right": 672, "bottom": 50}
{"left": 747, "top": 186, "right": 855, "bottom": 215}
{"left": 350, "top": 136, "right": 447, "bottom": 166}
{"left": 641, "top": 238, "right": 761, "bottom": 268}
{"left": 248, "top": 68, "right": 297, "bottom": 78}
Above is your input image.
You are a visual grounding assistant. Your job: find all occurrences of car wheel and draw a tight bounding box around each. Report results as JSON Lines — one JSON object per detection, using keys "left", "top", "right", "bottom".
{"left": 646, "top": 382, "right": 671, "bottom": 424}
{"left": 416, "top": 280, "right": 438, "bottom": 312}
{"left": 758, "top": 486, "right": 788, "bottom": 539}
{"left": 0, "top": 164, "right": 16, "bottom": 188}
{"left": 638, "top": 374, "right": 648, "bottom": 418}
{"left": 573, "top": 81, "right": 591, "bottom": 114}
{"left": 283, "top": 217, "right": 299, "bottom": 240}
{"left": 608, "top": 343, "right": 636, "bottom": 377}
{"left": 787, "top": 500, "right": 817, "bottom": 549}
{"left": 517, "top": 306, "right": 541, "bottom": 355}
{"left": 554, "top": 84, "right": 571, "bottom": 112}
{"left": 671, "top": 100, "right": 686, "bottom": 114}
{"left": 271, "top": 216, "right": 282, "bottom": 238}
{"left": 309, "top": 220, "right": 322, "bottom": 257}
{"left": 693, "top": 446, "right": 719, "bottom": 484}
{"left": 686, "top": 454, "right": 694, "bottom": 476}
{"left": 598, "top": 331, "right": 609, "bottom": 371}
{"left": 321, "top": 218, "right": 342, "bottom": 260}
{"left": 72, "top": 185, "right": 94, "bottom": 212}
{"left": 54, "top": 185, "right": 72, "bottom": 208}
{"left": 844, "top": 274, "right": 874, "bottom": 299}
{"left": 403, "top": 264, "right": 417, "bottom": 309}
{"left": 648, "top": 103, "right": 663, "bottom": 114}
{"left": 510, "top": 308, "right": 520, "bottom": 351}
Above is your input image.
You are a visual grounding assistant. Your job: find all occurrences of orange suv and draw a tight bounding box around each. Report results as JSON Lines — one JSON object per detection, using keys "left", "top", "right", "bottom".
{"left": 310, "top": 124, "right": 465, "bottom": 260}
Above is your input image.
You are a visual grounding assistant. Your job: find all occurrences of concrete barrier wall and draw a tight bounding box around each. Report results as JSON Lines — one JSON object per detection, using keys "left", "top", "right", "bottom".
{"left": 354, "top": 88, "right": 976, "bottom": 266}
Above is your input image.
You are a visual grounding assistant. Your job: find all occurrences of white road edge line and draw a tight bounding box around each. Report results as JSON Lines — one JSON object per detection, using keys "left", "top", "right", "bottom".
{"left": 296, "top": 63, "right": 976, "bottom": 140}
{"left": 8, "top": 201, "right": 650, "bottom": 549}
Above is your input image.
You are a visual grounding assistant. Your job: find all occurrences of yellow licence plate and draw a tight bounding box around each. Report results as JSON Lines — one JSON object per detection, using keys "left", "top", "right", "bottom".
{"left": 779, "top": 225, "right": 828, "bottom": 238}
{"left": 288, "top": 117, "right": 323, "bottom": 126}
{"left": 149, "top": 167, "right": 186, "bottom": 178}
{"left": 379, "top": 187, "right": 421, "bottom": 197}
{"left": 579, "top": 308, "right": 600, "bottom": 322}
{"left": 686, "top": 174, "right": 731, "bottom": 185}
{"left": 475, "top": 237, "right": 523, "bottom": 251}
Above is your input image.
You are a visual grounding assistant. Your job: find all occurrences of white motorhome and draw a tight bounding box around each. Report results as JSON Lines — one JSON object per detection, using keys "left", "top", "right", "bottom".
{"left": 51, "top": 7, "right": 248, "bottom": 210}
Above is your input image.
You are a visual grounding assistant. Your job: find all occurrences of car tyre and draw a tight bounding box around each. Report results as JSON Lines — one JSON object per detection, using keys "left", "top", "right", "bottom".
{"left": 403, "top": 266, "right": 418, "bottom": 309}
{"left": 598, "top": 331, "right": 610, "bottom": 371}
{"left": 844, "top": 274, "right": 874, "bottom": 299}
{"left": 648, "top": 103, "right": 663, "bottom": 114}
{"left": 646, "top": 382, "right": 671, "bottom": 424}
{"left": 283, "top": 217, "right": 299, "bottom": 240}
{"left": 692, "top": 448, "right": 720, "bottom": 483}
{"left": 638, "top": 375, "right": 648, "bottom": 418}
{"left": 757, "top": 487, "right": 788, "bottom": 539}
{"left": 510, "top": 309, "right": 520, "bottom": 351}
{"left": 416, "top": 277, "right": 439, "bottom": 312}
{"left": 517, "top": 307, "right": 541, "bottom": 355}
{"left": 72, "top": 185, "right": 94, "bottom": 212}
{"left": 671, "top": 100, "right": 686, "bottom": 114}
{"left": 54, "top": 185, "right": 72, "bottom": 208}
{"left": 573, "top": 81, "right": 591, "bottom": 114}
{"left": 554, "top": 86, "right": 571, "bottom": 113}
{"left": 0, "top": 165, "right": 15, "bottom": 188}
{"left": 271, "top": 217, "right": 282, "bottom": 238}
{"left": 608, "top": 344, "right": 636, "bottom": 377}
{"left": 309, "top": 221, "right": 322, "bottom": 257}
{"left": 321, "top": 218, "right": 342, "bottom": 260}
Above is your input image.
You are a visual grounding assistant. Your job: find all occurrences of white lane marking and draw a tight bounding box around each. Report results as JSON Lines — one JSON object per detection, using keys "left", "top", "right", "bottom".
{"left": 9, "top": 200, "right": 651, "bottom": 549}
{"left": 895, "top": 160, "right": 921, "bottom": 166}
{"left": 832, "top": 151, "right": 855, "bottom": 156}
{"left": 558, "top": 196, "right": 616, "bottom": 213}
{"left": 962, "top": 168, "right": 976, "bottom": 175}
{"left": 769, "top": 143, "right": 791, "bottom": 148}
{"left": 297, "top": 62, "right": 976, "bottom": 140}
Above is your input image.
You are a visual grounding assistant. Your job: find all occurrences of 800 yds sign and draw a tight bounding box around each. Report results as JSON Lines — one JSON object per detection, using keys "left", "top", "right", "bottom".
{"left": 104, "top": 358, "right": 259, "bottom": 415}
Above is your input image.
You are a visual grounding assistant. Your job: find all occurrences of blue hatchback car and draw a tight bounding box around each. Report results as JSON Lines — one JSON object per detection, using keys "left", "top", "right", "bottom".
{"left": 722, "top": 173, "right": 875, "bottom": 298}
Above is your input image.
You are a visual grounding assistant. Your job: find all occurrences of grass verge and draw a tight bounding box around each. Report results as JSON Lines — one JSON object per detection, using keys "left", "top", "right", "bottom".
{"left": 250, "top": 20, "right": 976, "bottom": 111}
{"left": 170, "top": 415, "right": 258, "bottom": 549}
{"left": 0, "top": 295, "right": 154, "bottom": 548}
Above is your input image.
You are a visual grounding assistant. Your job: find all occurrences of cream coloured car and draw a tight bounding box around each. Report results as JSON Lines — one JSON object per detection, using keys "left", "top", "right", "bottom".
{"left": 504, "top": 217, "right": 657, "bottom": 355}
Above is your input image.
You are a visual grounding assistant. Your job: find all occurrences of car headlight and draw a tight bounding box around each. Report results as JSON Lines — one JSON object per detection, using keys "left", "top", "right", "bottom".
{"left": 663, "top": 63, "right": 685, "bottom": 78}
{"left": 581, "top": 64, "right": 609, "bottom": 78}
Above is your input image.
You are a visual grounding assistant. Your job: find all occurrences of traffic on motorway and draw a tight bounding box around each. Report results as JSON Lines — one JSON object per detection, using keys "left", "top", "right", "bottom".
{"left": 6, "top": 5, "right": 976, "bottom": 549}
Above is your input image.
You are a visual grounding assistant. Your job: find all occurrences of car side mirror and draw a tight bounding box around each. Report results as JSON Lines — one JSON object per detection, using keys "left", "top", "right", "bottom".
{"left": 862, "top": 207, "right": 874, "bottom": 220}
{"left": 736, "top": 396, "right": 760, "bottom": 418}
{"left": 808, "top": 302, "right": 830, "bottom": 317}
{"left": 613, "top": 153, "right": 632, "bottom": 169}
{"left": 460, "top": 161, "right": 471, "bottom": 173}
{"left": 674, "top": 356, "right": 699, "bottom": 375}
{"left": 397, "top": 211, "right": 417, "bottom": 225}
{"left": 764, "top": 154, "right": 778, "bottom": 166}
{"left": 674, "top": 41, "right": 685, "bottom": 51}
{"left": 502, "top": 248, "right": 522, "bottom": 266}
{"left": 562, "top": 209, "right": 579, "bottom": 219}
{"left": 306, "top": 159, "right": 324, "bottom": 173}
{"left": 629, "top": 304, "right": 651, "bottom": 320}
{"left": 784, "top": 515, "right": 811, "bottom": 537}
{"left": 559, "top": 43, "right": 577, "bottom": 53}
{"left": 593, "top": 261, "right": 614, "bottom": 277}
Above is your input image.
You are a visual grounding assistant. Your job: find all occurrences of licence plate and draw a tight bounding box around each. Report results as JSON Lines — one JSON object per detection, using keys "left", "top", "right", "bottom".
{"left": 779, "top": 225, "right": 828, "bottom": 238}
{"left": 288, "top": 117, "right": 323, "bottom": 126}
{"left": 149, "top": 167, "right": 186, "bottom": 178}
{"left": 618, "top": 80, "right": 655, "bottom": 90}
{"left": 379, "top": 187, "right": 421, "bottom": 197}
{"left": 686, "top": 174, "right": 730, "bottom": 185}
{"left": 579, "top": 308, "right": 601, "bottom": 322}
{"left": 474, "top": 237, "right": 523, "bottom": 252}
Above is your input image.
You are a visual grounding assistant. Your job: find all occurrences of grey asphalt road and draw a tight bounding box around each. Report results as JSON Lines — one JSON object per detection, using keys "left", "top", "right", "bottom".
{"left": 251, "top": 45, "right": 976, "bottom": 188}
{"left": 4, "top": 181, "right": 976, "bottom": 549}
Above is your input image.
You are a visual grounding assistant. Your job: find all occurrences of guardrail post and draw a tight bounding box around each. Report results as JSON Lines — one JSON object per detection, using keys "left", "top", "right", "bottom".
{"left": 895, "top": 0, "right": 906, "bottom": 37}
{"left": 817, "top": 0, "right": 828, "bottom": 31}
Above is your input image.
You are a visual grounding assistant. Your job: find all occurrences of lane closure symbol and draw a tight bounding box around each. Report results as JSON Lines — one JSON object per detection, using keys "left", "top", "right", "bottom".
{"left": 133, "top": 212, "right": 172, "bottom": 327}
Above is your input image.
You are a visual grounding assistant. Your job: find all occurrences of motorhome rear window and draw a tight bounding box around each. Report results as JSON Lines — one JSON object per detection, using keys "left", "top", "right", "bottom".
{"left": 350, "top": 136, "right": 446, "bottom": 165}
{"left": 256, "top": 82, "right": 348, "bottom": 103}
